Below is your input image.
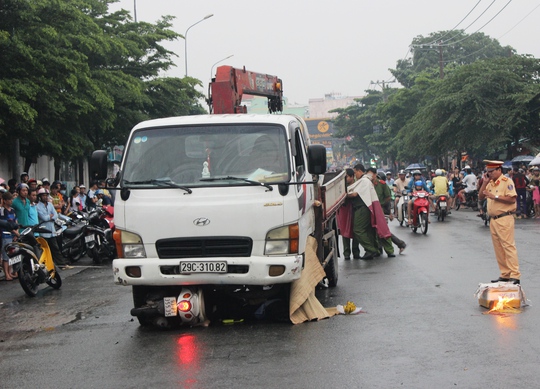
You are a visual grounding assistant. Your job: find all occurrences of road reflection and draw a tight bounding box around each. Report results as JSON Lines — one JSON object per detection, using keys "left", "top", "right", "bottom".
{"left": 176, "top": 333, "right": 201, "bottom": 387}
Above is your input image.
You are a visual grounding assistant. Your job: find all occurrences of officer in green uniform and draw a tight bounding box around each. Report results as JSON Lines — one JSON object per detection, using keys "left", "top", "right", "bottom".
{"left": 351, "top": 164, "right": 380, "bottom": 259}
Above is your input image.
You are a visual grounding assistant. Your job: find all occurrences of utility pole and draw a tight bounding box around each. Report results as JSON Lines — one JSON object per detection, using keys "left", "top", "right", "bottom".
{"left": 369, "top": 79, "right": 395, "bottom": 103}
{"left": 411, "top": 43, "right": 444, "bottom": 79}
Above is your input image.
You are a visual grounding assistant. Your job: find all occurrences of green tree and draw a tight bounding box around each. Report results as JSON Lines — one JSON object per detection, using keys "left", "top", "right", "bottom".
{"left": 392, "top": 30, "right": 514, "bottom": 88}
{"left": 398, "top": 56, "right": 540, "bottom": 161}
{"left": 0, "top": 0, "right": 205, "bottom": 177}
{"left": 332, "top": 90, "right": 385, "bottom": 163}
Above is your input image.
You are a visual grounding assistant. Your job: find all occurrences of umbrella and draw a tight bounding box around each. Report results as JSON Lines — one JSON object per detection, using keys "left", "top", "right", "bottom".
{"left": 528, "top": 153, "right": 540, "bottom": 166}
{"left": 511, "top": 155, "right": 534, "bottom": 163}
{"left": 502, "top": 160, "right": 512, "bottom": 169}
{"left": 405, "top": 163, "right": 426, "bottom": 171}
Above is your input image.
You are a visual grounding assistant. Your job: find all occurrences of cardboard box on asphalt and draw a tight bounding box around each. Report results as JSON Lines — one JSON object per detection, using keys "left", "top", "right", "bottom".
{"left": 475, "top": 282, "right": 525, "bottom": 309}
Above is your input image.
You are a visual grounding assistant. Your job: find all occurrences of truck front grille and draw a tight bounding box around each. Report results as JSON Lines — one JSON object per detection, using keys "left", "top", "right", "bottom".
{"left": 155, "top": 237, "right": 253, "bottom": 259}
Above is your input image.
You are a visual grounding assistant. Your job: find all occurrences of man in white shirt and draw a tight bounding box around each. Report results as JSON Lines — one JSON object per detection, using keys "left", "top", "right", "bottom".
{"left": 458, "top": 166, "right": 478, "bottom": 204}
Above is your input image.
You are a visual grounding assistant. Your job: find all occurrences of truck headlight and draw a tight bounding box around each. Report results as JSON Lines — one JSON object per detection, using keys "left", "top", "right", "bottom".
{"left": 114, "top": 229, "right": 146, "bottom": 258}
{"left": 264, "top": 223, "right": 299, "bottom": 255}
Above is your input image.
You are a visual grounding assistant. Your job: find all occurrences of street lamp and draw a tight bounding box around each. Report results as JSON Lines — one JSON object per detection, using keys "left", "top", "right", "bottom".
{"left": 210, "top": 54, "right": 234, "bottom": 80}
{"left": 184, "top": 14, "right": 214, "bottom": 77}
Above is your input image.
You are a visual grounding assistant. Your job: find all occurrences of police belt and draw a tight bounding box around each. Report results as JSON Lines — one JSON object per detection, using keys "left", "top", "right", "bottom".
{"left": 490, "top": 211, "right": 515, "bottom": 220}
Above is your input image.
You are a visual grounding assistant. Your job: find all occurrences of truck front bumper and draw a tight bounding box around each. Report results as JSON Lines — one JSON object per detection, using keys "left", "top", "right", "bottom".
{"left": 112, "top": 254, "right": 304, "bottom": 286}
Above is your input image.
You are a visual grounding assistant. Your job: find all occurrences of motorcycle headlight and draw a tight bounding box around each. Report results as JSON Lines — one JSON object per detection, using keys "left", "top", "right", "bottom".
{"left": 264, "top": 223, "right": 299, "bottom": 255}
{"left": 114, "top": 230, "right": 146, "bottom": 258}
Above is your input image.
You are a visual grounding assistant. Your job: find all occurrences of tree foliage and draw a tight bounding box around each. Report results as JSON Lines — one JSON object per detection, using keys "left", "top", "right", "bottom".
{"left": 399, "top": 56, "right": 540, "bottom": 160}
{"left": 392, "top": 30, "right": 514, "bottom": 88}
{"left": 333, "top": 30, "right": 540, "bottom": 167}
{"left": 0, "top": 0, "right": 205, "bottom": 168}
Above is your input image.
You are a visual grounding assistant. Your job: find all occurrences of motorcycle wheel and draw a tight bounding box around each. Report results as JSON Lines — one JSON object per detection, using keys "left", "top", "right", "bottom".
{"left": 440, "top": 210, "right": 446, "bottom": 222}
{"left": 46, "top": 268, "right": 62, "bottom": 289}
{"left": 92, "top": 245, "right": 101, "bottom": 265}
{"left": 132, "top": 286, "right": 153, "bottom": 327}
{"left": 420, "top": 213, "right": 428, "bottom": 234}
{"left": 455, "top": 197, "right": 461, "bottom": 210}
{"left": 68, "top": 240, "right": 85, "bottom": 262}
{"left": 18, "top": 262, "right": 39, "bottom": 297}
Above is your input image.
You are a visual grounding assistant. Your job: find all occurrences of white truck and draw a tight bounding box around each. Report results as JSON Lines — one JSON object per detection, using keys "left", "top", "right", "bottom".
{"left": 90, "top": 67, "right": 346, "bottom": 327}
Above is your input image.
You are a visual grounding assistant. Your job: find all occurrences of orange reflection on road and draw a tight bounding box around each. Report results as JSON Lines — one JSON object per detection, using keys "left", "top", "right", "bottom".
{"left": 493, "top": 314, "right": 518, "bottom": 331}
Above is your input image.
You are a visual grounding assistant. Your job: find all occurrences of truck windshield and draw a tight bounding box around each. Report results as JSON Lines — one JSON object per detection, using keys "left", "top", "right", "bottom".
{"left": 121, "top": 124, "right": 290, "bottom": 188}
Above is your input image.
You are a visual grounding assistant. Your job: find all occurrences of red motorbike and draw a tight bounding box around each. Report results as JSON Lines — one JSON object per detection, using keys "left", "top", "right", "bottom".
{"left": 411, "top": 191, "right": 430, "bottom": 234}
{"left": 435, "top": 194, "right": 448, "bottom": 222}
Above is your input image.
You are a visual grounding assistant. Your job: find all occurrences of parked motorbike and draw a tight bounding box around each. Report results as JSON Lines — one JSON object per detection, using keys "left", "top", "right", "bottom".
{"left": 455, "top": 190, "right": 479, "bottom": 211}
{"left": 396, "top": 190, "right": 410, "bottom": 226}
{"left": 58, "top": 213, "right": 88, "bottom": 262}
{"left": 435, "top": 194, "right": 449, "bottom": 221}
{"left": 86, "top": 207, "right": 116, "bottom": 264}
{"left": 4, "top": 221, "right": 62, "bottom": 297}
{"left": 410, "top": 191, "right": 429, "bottom": 234}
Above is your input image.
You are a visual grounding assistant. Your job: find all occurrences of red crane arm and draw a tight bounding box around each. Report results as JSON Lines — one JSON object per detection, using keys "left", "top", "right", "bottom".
{"left": 208, "top": 65, "right": 283, "bottom": 114}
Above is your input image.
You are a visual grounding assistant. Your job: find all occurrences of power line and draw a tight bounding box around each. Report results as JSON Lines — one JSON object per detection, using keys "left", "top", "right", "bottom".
{"left": 424, "top": 0, "right": 484, "bottom": 46}
{"left": 440, "top": 0, "right": 513, "bottom": 47}
{"left": 383, "top": 47, "right": 412, "bottom": 84}
{"left": 443, "top": 2, "right": 540, "bottom": 63}
{"left": 439, "top": 0, "right": 498, "bottom": 45}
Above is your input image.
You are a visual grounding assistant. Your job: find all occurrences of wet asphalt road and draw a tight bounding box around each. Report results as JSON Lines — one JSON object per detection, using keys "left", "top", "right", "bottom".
{"left": 1, "top": 209, "right": 540, "bottom": 388}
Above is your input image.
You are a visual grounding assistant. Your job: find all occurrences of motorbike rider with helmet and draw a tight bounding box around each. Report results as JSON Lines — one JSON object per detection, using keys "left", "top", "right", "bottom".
{"left": 458, "top": 165, "right": 478, "bottom": 207}
{"left": 408, "top": 180, "right": 430, "bottom": 226}
{"left": 393, "top": 170, "right": 408, "bottom": 217}
{"left": 406, "top": 170, "right": 428, "bottom": 223}
{"left": 407, "top": 170, "right": 428, "bottom": 193}
{"left": 430, "top": 169, "right": 450, "bottom": 212}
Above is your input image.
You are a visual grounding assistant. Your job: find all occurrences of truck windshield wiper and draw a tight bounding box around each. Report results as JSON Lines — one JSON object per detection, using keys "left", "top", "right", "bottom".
{"left": 200, "top": 176, "right": 273, "bottom": 191}
{"left": 123, "top": 179, "right": 192, "bottom": 194}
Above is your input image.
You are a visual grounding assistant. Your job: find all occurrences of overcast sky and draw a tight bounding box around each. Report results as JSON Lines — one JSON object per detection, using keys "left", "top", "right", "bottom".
{"left": 111, "top": 0, "right": 540, "bottom": 105}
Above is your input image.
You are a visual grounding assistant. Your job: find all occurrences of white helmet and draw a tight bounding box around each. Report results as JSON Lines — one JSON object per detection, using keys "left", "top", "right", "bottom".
{"left": 435, "top": 169, "right": 443, "bottom": 176}
{"left": 37, "top": 188, "right": 49, "bottom": 195}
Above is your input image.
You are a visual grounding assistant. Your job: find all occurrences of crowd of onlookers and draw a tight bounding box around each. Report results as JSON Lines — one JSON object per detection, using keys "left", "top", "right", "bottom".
{"left": 1, "top": 172, "right": 114, "bottom": 280}
{"left": 383, "top": 163, "right": 540, "bottom": 218}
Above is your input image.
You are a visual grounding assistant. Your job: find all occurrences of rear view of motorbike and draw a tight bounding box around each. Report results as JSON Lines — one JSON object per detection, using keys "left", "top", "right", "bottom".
{"left": 435, "top": 195, "right": 448, "bottom": 221}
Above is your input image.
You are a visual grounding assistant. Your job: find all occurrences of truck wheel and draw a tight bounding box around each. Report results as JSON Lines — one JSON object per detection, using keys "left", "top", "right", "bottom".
{"left": 132, "top": 286, "right": 153, "bottom": 327}
{"left": 324, "top": 231, "right": 338, "bottom": 287}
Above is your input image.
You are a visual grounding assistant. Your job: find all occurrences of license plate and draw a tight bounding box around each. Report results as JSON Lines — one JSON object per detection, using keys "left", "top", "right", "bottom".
{"left": 9, "top": 254, "right": 22, "bottom": 266}
{"left": 85, "top": 235, "right": 95, "bottom": 243}
{"left": 439, "top": 202, "right": 447, "bottom": 207}
{"left": 163, "top": 297, "right": 177, "bottom": 317}
{"left": 180, "top": 261, "right": 227, "bottom": 274}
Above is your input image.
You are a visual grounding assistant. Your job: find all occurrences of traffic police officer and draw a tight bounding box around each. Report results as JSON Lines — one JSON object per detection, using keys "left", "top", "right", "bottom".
{"left": 478, "top": 160, "right": 521, "bottom": 284}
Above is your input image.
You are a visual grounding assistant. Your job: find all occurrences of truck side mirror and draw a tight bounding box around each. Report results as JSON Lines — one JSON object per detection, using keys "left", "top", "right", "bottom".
{"left": 90, "top": 150, "right": 108, "bottom": 181}
{"left": 307, "top": 144, "right": 327, "bottom": 175}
